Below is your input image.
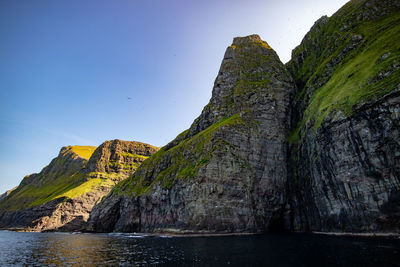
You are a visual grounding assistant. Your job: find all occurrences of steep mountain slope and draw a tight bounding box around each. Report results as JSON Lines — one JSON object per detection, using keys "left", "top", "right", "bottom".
{"left": 87, "top": 35, "right": 296, "bottom": 233}
{"left": 3, "top": 0, "right": 398, "bottom": 234}
{"left": 0, "top": 140, "right": 158, "bottom": 231}
{"left": 286, "top": 0, "right": 400, "bottom": 232}
{"left": 0, "top": 146, "right": 97, "bottom": 211}
{"left": 0, "top": 187, "right": 16, "bottom": 201}
{"left": 87, "top": 0, "right": 400, "bottom": 234}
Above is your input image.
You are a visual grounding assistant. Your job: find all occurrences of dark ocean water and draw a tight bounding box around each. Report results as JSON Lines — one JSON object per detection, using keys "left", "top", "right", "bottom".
{"left": 0, "top": 231, "right": 399, "bottom": 266}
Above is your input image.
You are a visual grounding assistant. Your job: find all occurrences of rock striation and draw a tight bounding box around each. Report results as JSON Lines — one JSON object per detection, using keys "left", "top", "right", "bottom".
{"left": 86, "top": 35, "right": 296, "bottom": 233}
{"left": 87, "top": 0, "right": 400, "bottom": 234}
{"left": 2, "top": 0, "right": 399, "bottom": 234}
{"left": 0, "top": 140, "right": 158, "bottom": 231}
{"left": 286, "top": 0, "right": 400, "bottom": 232}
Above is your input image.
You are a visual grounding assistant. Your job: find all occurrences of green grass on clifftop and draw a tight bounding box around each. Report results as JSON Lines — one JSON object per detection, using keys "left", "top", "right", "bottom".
{"left": 289, "top": 4, "right": 400, "bottom": 142}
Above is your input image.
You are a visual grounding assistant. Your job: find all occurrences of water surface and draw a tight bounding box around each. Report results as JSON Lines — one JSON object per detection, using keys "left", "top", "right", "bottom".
{"left": 0, "top": 231, "right": 399, "bottom": 266}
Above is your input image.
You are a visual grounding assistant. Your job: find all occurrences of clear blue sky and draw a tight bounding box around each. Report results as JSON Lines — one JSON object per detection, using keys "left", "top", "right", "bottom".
{"left": 0, "top": 0, "right": 348, "bottom": 192}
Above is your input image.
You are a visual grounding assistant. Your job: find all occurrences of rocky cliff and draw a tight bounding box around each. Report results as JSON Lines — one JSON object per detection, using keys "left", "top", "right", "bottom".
{"left": 87, "top": 0, "right": 400, "bottom": 234}
{"left": 2, "top": 0, "right": 399, "bottom": 234}
{"left": 86, "top": 35, "right": 296, "bottom": 233}
{"left": 286, "top": 0, "right": 400, "bottom": 232}
{"left": 0, "top": 140, "right": 158, "bottom": 231}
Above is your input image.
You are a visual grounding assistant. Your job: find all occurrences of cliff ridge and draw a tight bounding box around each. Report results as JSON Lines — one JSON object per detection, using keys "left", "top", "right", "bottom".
{"left": 0, "top": 140, "right": 159, "bottom": 231}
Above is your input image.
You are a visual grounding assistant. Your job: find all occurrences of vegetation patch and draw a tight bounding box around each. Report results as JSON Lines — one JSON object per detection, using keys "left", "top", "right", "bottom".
{"left": 108, "top": 161, "right": 141, "bottom": 171}
{"left": 70, "top": 146, "right": 97, "bottom": 160}
{"left": 114, "top": 113, "right": 246, "bottom": 196}
{"left": 289, "top": 8, "right": 400, "bottom": 142}
{"left": 119, "top": 152, "right": 149, "bottom": 159}
{"left": 57, "top": 175, "right": 116, "bottom": 200}
{"left": 0, "top": 173, "right": 85, "bottom": 210}
{"left": 0, "top": 170, "right": 128, "bottom": 211}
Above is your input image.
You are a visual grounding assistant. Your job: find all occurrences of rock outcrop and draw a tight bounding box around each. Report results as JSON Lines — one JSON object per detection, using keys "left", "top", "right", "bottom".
{"left": 2, "top": 0, "right": 399, "bottom": 234}
{"left": 0, "top": 140, "right": 159, "bottom": 231}
{"left": 86, "top": 35, "right": 296, "bottom": 233}
{"left": 286, "top": 0, "right": 400, "bottom": 232}
{"left": 87, "top": 0, "right": 400, "bottom": 234}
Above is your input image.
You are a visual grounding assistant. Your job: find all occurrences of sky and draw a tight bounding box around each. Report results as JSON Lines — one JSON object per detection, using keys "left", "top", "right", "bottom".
{"left": 0, "top": 0, "right": 349, "bottom": 193}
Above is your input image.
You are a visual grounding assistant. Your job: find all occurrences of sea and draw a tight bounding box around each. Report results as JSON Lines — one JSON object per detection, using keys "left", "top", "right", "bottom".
{"left": 0, "top": 230, "right": 399, "bottom": 266}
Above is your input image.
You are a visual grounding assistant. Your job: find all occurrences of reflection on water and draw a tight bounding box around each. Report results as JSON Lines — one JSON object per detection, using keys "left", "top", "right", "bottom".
{"left": 31, "top": 233, "right": 112, "bottom": 266}
{"left": 0, "top": 231, "right": 399, "bottom": 266}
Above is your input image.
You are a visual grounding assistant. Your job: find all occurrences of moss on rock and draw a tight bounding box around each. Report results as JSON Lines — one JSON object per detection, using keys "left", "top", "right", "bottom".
{"left": 287, "top": 0, "right": 400, "bottom": 142}
{"left": 114, "top": 113, "right": 245, "bottom": 196}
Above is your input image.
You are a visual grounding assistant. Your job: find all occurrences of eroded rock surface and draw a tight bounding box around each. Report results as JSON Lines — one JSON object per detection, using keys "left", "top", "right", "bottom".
{"left": 87, "top": 35, "right": 296, "bottom": 233}
{"left": 88, "top": 0, "right": 400, "bottom": 234}
{"left": 288, "top": 91, "right": 400, "bottom": 232}
{"left": 286, "top": 0, "right": 400, "bottom": 232}
{"left": 3, "top": 0, "right": 399, "bottom": 235}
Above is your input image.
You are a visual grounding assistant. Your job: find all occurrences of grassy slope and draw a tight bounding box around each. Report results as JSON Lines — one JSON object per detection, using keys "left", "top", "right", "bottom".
{"left": 0, "top": 145, "right": 122, "bottom": 210}
{"left": 113, "top": 37, "right": 280, "bottom": 197}
{"left": 3, "top": 173, "right": 85, "bottom": 209}
{"left": 114, "top": 113, "right": 246, "bottom": 196}
{"left": 70, "top": 146, "right": 96, "bottom": 159}
{"left": 46, "top": 151, "right": 152, "bottom": 202}
{"left": 0, "top": 144, "right": 152, "bottom": 210}
{"left": 288, "top": 0, "right": 400, "bottom": 141}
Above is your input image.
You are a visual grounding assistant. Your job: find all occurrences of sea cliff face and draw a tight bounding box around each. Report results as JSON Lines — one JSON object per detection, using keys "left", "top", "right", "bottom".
{"left": 286, "top": 0, "right": 400, "bottom": 232}
{"left": 87, "top": 0, "right": 400, "bottom": 234}
{"left": 86, "top": 35, "right": 296, "bottom": 233}
{"left": 0, "top": 140, "right": 158, "bottom": 231}
{"left": 288, "top": 92, "right": 400, "bottom": 232}
{"left": 2, "top": 0, "right": 399, "bottom": 234}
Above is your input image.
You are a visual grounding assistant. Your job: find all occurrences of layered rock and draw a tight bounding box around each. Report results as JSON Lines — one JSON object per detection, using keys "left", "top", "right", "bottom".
{"left": 286, "top": 0, "right": 400, "bottom": 232}
{"left": 3, "top": 0, "right": 399, "bottom": 235}
{"left": 87, "top": 35, "right": 296, "bottom": 233}
{"left": 88, "top": 0, "right": 400, "bottom": 234}
{"left": 0, "top": 140, "right": 158, "bottom": 231}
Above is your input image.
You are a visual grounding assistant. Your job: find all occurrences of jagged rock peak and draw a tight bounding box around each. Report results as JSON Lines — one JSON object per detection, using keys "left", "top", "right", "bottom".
{"left": 210, "top": 34, "right": 280, "bottom": 108}
{"left": 232, "top": 34, "right": 272, "bottom": 49}
{"left": 164, "top": 34, "right": 291, "bottom": 150}
{"left": 86, "top": 33, "right": 296, "bottom": 233}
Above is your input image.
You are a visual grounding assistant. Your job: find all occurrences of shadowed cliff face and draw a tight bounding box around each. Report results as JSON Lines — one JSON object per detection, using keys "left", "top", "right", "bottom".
{"left": 87, "top": 34, "right": 296, "bottom": 233}
{"left": 288, "top": 93, "right": 400, "bottom": 232}
{"left": 0, "top": 140, "right": 159, "bottom": 231}
{"left": 286, "top": 0, "right": 400, "bottom": 232}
